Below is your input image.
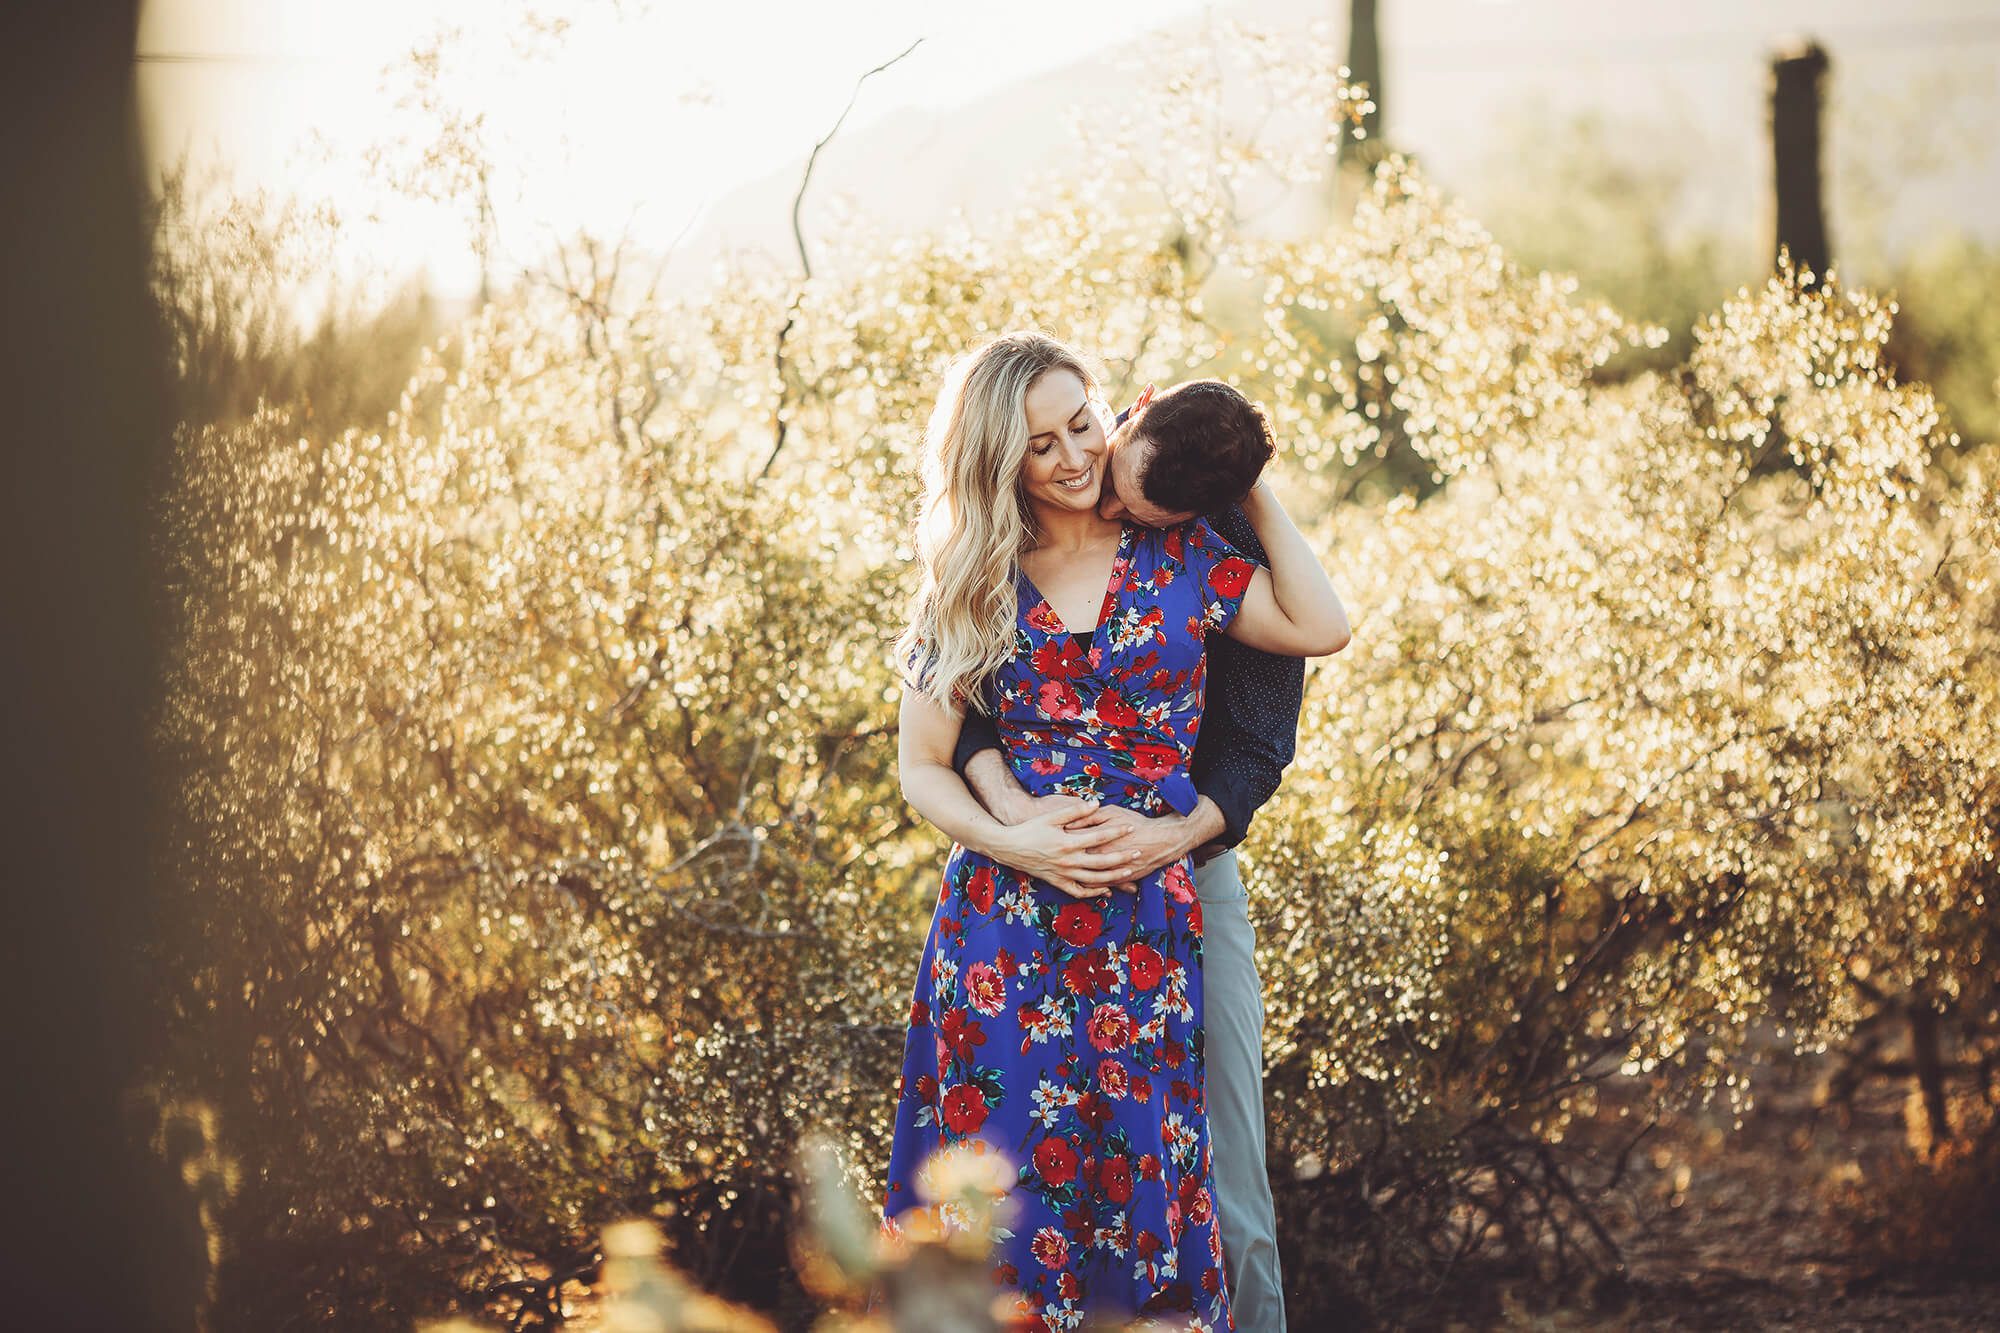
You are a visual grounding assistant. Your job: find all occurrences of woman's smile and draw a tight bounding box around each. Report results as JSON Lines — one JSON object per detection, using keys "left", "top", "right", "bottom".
{"left": 1056, "top": 465, "right": 1095, "bottom": 492}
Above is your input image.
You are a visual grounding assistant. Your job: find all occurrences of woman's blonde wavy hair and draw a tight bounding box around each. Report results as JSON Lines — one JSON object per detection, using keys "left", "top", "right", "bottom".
{"left": 895, "top": 331, "right": 1104, "bottom": 714}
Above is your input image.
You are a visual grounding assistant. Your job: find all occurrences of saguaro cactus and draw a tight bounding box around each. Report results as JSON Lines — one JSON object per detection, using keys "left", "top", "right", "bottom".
{"left": 1338, "top": 0, "right": 1385, "bottom": 169}
{"left": 1769, "top": 39, "right": 1832, "bottom": 282}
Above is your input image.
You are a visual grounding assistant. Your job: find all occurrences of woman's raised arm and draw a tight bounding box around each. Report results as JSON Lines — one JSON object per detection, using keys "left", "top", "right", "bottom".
{"left": 1222, "top": 480, "right": 1351, "bottom": 657}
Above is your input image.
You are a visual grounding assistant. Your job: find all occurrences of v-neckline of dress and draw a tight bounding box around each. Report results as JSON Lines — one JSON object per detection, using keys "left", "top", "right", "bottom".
{"left": 1019, "top": 521, "right": 1134, "bottom": 638}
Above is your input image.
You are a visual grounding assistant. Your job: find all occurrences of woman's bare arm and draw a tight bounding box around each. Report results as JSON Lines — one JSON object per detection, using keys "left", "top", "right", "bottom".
{"left": 1223, "top": 480, "right": 1351, "bottom": 657}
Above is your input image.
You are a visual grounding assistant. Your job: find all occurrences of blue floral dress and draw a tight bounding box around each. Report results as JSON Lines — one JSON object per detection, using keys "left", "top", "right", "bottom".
{"left": 883, "top": 518, "right": 1257, "bottom": 1332}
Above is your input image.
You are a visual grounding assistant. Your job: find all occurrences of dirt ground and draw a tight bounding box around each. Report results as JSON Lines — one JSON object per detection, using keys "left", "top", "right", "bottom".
{"left": 1490, "top": 1041, "right": 2000, "bottom": 1332}
{"left": 553, "top": 1038, "right": 1999, "bottom": 1331}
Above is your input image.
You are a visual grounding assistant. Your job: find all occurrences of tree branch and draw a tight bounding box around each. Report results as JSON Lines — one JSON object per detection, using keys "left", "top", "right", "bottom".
{"left": 759, "top": 37, "right": 924, "bottom": 482}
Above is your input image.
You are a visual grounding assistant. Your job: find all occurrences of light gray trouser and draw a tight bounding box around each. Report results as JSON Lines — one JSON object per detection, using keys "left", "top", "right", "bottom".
{"left": 1195, "top": 849, "right": 1285, "bottom": 1332}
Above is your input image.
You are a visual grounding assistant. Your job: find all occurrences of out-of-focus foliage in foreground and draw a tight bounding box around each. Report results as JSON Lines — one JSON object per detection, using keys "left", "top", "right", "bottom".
{"left": 145, "top": 20, "right": 2000, "bottom": 1329}
{"left": 424, "top": 1137, "right": 1203, "bottom": 1332}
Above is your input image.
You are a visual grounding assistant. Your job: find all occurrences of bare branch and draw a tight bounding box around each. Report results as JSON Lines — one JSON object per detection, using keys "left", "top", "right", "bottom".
{"left": 791, "top": 37, "right": 924, "bottom": 282}
{"left": 759, "top": 37, "right": 925, "bottom": 482}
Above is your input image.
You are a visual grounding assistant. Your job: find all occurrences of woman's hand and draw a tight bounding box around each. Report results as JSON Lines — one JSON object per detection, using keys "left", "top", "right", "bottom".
{"left": 1064, "top": 798, "right": 1228, "bottom": 892}
{"left": 1070, "top": 805, "right": 1194, "bottom": 886}
{"left": 992, "top": 799, "right": 1145, "bottom": 899}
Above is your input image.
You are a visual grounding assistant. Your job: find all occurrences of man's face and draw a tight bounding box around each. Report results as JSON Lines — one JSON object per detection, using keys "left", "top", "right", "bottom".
{"left": 1098, "top": 416, "right": 1198, "bottom": 528}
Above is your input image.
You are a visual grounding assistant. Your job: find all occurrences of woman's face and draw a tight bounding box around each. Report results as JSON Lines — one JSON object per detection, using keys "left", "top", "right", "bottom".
{"left": 1019, "top": 367, "right": 1108, "bottom": 514}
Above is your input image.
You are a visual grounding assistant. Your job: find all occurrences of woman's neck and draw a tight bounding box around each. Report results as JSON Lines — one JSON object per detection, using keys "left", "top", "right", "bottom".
{"left": 1028, "top": 504, "right": 1121, "bottom": 553}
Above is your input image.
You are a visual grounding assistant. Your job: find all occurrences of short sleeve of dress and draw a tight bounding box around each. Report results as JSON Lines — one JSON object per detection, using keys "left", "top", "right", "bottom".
{"left": 900, "top": 630, "right": 982, "bottom": 716}
{"left": 898, "top": 630, "right": 940, "bottom": 699}
{"left": 1182, "top": 517, "right": 1258, "bottom": 635}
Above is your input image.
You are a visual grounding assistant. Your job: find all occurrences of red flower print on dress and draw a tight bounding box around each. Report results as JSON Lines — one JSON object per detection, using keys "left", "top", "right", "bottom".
{"left": 1208, "top": 556, "right": 1253, "bottom": 601}
{"left": 1178, "top": 1178, "right": 1213, "bottom": 1227}
{"left": 1097, "top": 1058, "right": 1130, "bottom": 1099}
{"left": 966, "top": 865, "right": 996, "bottom": 914}
{"left": 1068, "top": 1205, "right": 1101, "bottom": 1249}
{"left": 1029, "top": 754, "right": 1065, "bottom": 776}
{"left": 939, "top": 1007, "right": 986, "bottom": 1061}
{"left": 1026, "top": 600, "right": 1065, "bottom": 635}
{"left": 1094, "top": 689, "right": 1139, "bottom": 728}
{"left": 1032, "top": 637, "right": 1088, "bottom": 680}
{"left": 1102, "top": 1154, "right": 1134, "bottom": 1204}
{"left": 1086, "top": 1003, "right": 1133, "bottom": 1052}
{"left": 1062, "top": 948, "right": 1118, "bottom": 999}
{"left": 1033, "top": 1136, "right": 1079, "bottom": 1187}
{"left": 1052, "top": 903, "right": 1102, "bottom": 948}
{"left": 1016, "top": 1001, "right": 1057, "bottom": 1050}
{"left": 1132, "top": 744, "right": 1180, "bottom": 781}
{"left": 964, "top": 961, "right": 1006, "bottom": 1016}
{"left": 1037, "top": 679, "right": 1083, "bottom": 720}
{"left": 1161, "top": 861, "right": 1196, "bottom": 904}
{"left": 942, "top": 1083, "right": 988, "bottom": 1133}
{"left": 1031, "top": 1226, "right": 1069, "bottom": 1270}
{"left": 1126, "top": 941, "right": 1165, "bottom": 990}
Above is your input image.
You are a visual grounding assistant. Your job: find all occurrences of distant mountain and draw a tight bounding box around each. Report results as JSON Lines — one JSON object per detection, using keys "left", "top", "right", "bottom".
{"left": 659, "top": 0, "right": 2000, "bottom": 293}
{"left": 656, "top": 36, "right": 1153, "bottom": 289}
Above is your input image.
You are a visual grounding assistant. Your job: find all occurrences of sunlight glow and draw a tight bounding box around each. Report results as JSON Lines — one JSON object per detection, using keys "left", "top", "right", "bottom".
{"left": 137, "top": 0, "right": 1219, "bottom": 305}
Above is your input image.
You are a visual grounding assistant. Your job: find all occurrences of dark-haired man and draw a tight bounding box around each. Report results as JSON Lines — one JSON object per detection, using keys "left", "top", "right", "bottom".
{"left": 951, "top": 379, "right": 1308, "bottom": 1330}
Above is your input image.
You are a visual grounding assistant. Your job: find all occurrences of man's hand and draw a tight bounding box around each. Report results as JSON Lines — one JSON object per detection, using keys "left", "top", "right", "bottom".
{"left": 963, "top": 749, "right": 1223, "bottom": 896}
{"left": 1061, "top": 803, "right": 1212, "bottom": 892}
{"left": 989, "top": 800, "right": 1145, "bottom": 899}
{"left": 965, "top": 749, "right": 1040, "bottom": 827}
{"left": 1069, "top": 797, "right": 1230, "bottom": 890}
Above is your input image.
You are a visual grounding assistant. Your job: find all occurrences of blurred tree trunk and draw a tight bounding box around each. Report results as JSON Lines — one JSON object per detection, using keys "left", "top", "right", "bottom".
{"left": 1770, "top": 40, "right": 1832, "bottom": 282}
{"left": 0, "top": 4, "right": 197, "bottom": 1329}
{"left": 1337, "top": 0, "right": 1386, "bottom": 171}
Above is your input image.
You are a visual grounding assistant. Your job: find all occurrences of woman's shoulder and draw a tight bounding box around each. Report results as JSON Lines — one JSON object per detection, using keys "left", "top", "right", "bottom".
{"left": 1145, "top": 516, "right": 1219, "bottom": 564}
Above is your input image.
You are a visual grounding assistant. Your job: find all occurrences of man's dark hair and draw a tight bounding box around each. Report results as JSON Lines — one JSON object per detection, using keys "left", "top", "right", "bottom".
{"left": 1131, "top": 379, "right": 1275, "bottom": 514}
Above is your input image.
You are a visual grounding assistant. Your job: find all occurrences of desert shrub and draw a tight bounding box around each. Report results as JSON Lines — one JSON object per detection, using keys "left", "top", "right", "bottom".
{"left": 1244, "top": 165, "right": 2000, "bottom": 1310}
{"left": 149, "top": 187, "right": 1232, "bottom": 1321}
{"left": 146, "top": 152, "right": 443, "bottom": 434}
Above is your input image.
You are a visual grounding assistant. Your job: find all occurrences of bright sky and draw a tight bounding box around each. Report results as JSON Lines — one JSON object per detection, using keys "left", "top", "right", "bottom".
{"left": 137, "top": 0, "right": 2000, "bottom": 314}
{"left": 137, "top": 0, "right": 1216, "bottom": 300}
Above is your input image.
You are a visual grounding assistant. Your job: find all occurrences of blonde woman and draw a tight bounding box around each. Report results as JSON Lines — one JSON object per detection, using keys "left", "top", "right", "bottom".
{"left": 882, "top": 331, "right": 1346, "bottom": 1327}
